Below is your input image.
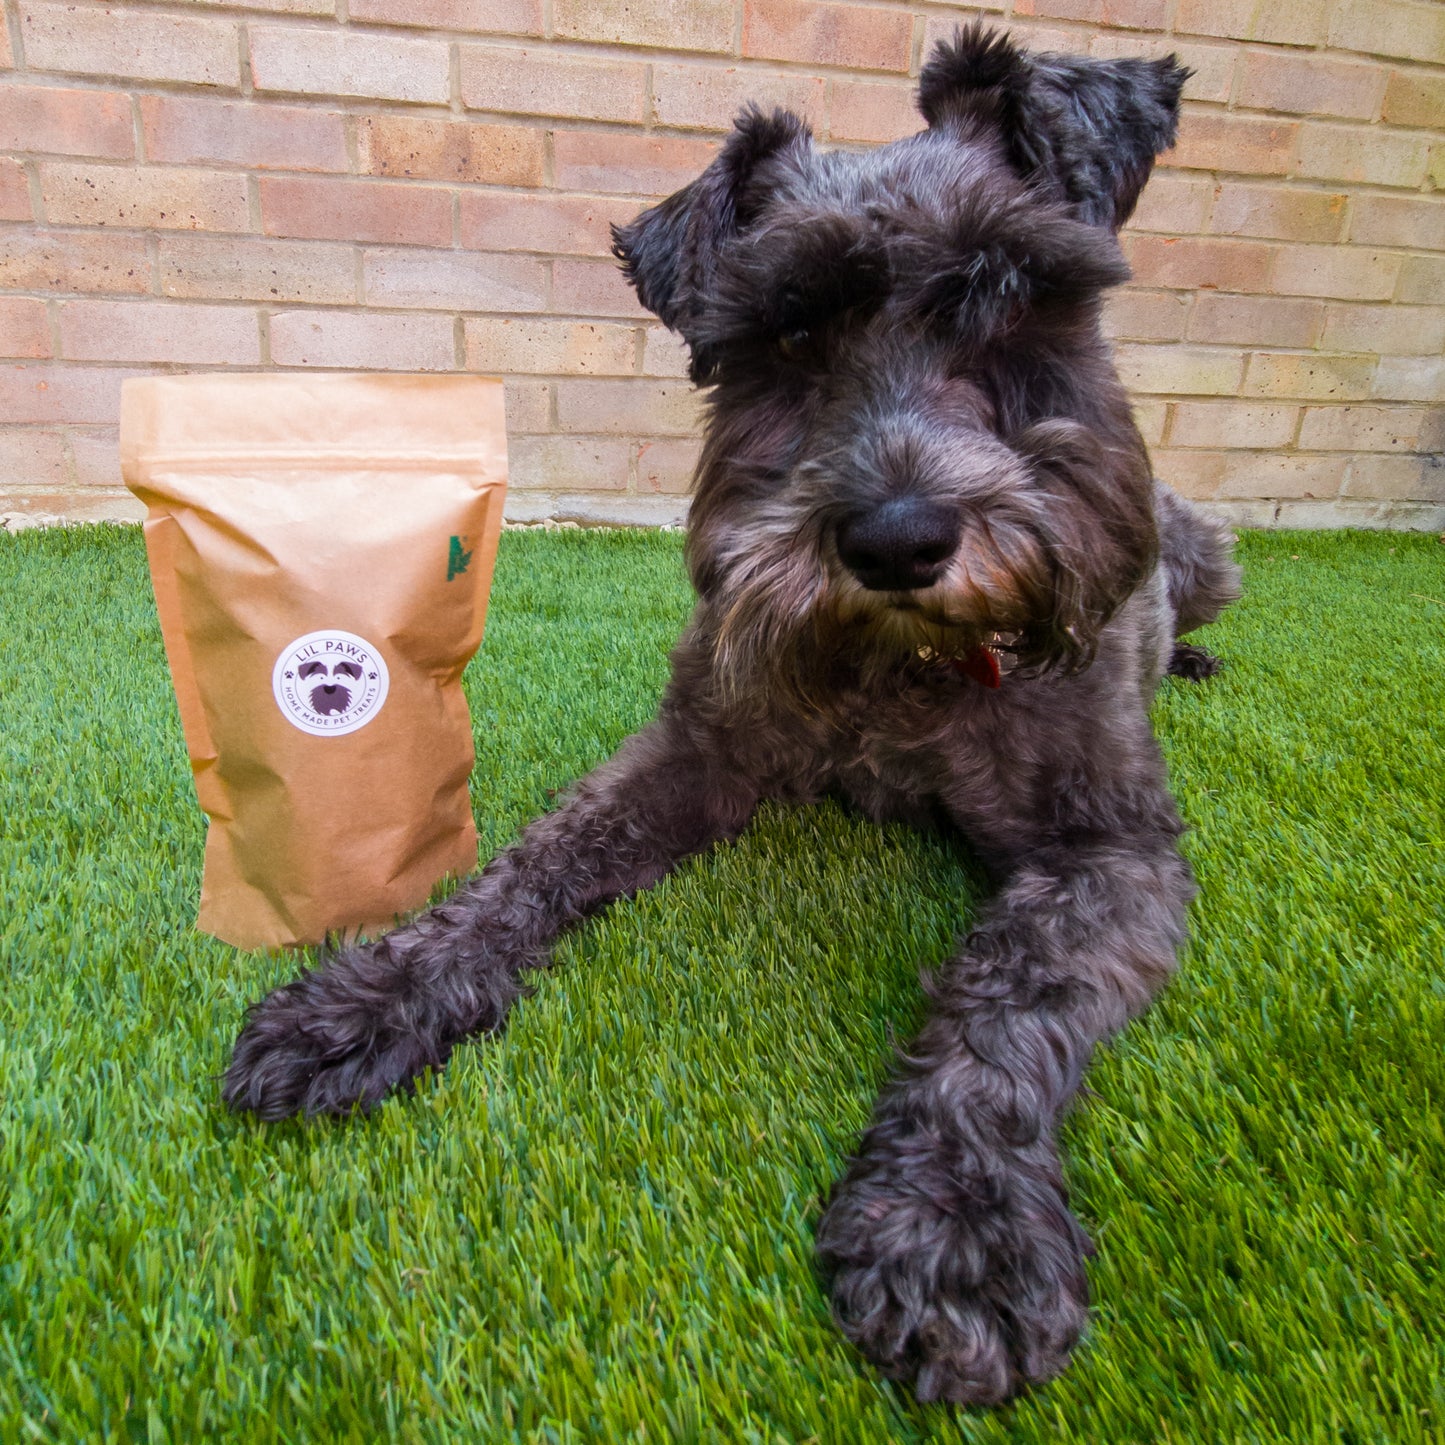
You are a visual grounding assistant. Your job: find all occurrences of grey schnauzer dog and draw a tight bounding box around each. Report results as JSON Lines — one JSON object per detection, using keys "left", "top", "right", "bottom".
{"left": 224, "top": 23, "right": 1241, "bottom": 1405}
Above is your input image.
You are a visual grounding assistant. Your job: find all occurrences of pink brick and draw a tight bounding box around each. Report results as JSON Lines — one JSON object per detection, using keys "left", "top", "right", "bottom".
{"left": 1168, "top": 401, "right": 1298, "bottom": 450}
{"left": 458, "top": 191, "right": 637, "bottom": 257}
{"left": 1164, "top": 113, "right": 1297, "bottom": 176}
{"left": 554, "top": 132, "right": 719, "bottom": 197}
{"left": 250, "top": 26, "right": 449, "bottom": 104}
{"left": 20, "top": 2, "right": 239, "bottom": 88}
{"left": 356, "top": 116, "right": 544, "bottom": 186}
{"left": 0, "top": 158, "right": 30, "bottom": 221}
{"left": 555, "top": 378, "right": 704, "bottom": 435}
{"left": 1298, "top": 405, "right": 1423, "bottom": 452}
{"left": 459, "top": 47, "right": 647, "bottom": 124}
{"left": 829, "top": 79, "right": 919, "bottom": 144}
{"left": 1350, "top": 197, "right": 1445, "bottom": 252}
{"left": 0, "top": 299, "right": 51, "bottom": 359}
{"left": 651, "top": 64, "right": 826, "bottom": 133}
{"left": 1320, "top": 303, "right": 1445, "bottom": 356}
{"left": 553, "top": 0, "right": 732, "bottom": 55}
{"left": 362, "top": 249, "right": 547, "bottom": 312}
{"left": 508, "top": 435, "right": 630, "bottom": 491}
{"left": 552, "top": 259, "right": 648, "bottom": 318}
{"left": 1208, "top": 184, "right": 1348, "bottom": 244}
{"left": 58, "top": 300, "right": 260, "bottom": 364}
{"left": 504, "top": 377, "right": 551, "bottom": 432}
{"left": 0, "top": 85, "right": 133, "bottom": 158}
{"left": 464, "top": 317, "right": 636, "bottom": 374}
{"left": 1271, "top": 246, "right": 1400, "bottom": 303}
{"left": 1101, "top": 290, "right": 1189, "bottom": 342}
{"left": 269, "top": 311, "right": 455, "bottom": 369}
{"left": 1329, "top": 0, "right": 1445, "bottom": 65}
{"left": 637, "top": 437, "right": 701, "bottom": 493}
{"left": 69, "top": 426, "right": 122, "bottom": 487}
{"left": 141, "top": 97, "right": 348, "bottom": 172}
{"left": 1235, "top": 53, "right": 1384, "bottom": 121}
{"left": 1217, "top": 453, "right": 1346, "bottom": 500}
{"left": 158, "top": 235, "right": 356, "bottom": 305}
{"left": 1124, "top": 235, "right": 1276, "bottom": 293}
{"left": 742, "top": 0, "right": 914, "bottom": 72}
{"left": 1126, "top": 173, "right": 1213, "bottom": 235}
{"left": 40, "top": 163, "right": 249, "bottom": 231}
{"left": 0, "top": 18, "right": 12, "bottom": 67}
{"left": 260, "top": 176, "right": 451, "bottom": 245}
{"left": 0, "top": 230, "right": 150, "bottom": 294}
{"left": 1296, "top": 123, "right": 1429, "bottom": 188}
{"left": 0, "top": 428, "right": 71, "bottom": 487}
{"left": 349, "top": 0, "right": 541, "bottom": 33}
{"left": 1187, "top": 293, "right": 1323, "bottom": 348}
{"left": 0, "top": 364, "right": 137, "bottom": 423}
{"left": 1175, "top": 0, "right": 1331, "bottom": 46}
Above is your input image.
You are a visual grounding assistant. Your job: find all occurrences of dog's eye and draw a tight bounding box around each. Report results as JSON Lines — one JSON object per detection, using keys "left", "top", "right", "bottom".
{"left": 777, "top": 328, "right": 811, "bottom": 361}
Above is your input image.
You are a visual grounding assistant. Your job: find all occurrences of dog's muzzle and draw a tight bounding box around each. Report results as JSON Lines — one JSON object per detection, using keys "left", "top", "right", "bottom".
{"left": 836, "top": 496, "right": 961, "bottom": 592}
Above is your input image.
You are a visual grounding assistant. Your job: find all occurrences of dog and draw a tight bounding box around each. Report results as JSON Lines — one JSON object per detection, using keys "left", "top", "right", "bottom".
{"left": 223, "top": 24, "right": 1241, "bottom": 1405}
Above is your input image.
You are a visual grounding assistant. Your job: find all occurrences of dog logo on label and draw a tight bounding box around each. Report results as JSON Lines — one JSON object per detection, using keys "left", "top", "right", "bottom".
{"left": 272, "top": 629, "right": 390, "bottom": 737}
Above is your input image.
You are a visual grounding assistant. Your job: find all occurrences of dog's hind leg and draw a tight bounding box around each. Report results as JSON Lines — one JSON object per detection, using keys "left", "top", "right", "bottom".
{"left": 817, "top": 750, "right": 1193, "bottom": 1404}
{"left": 1153, "top": 479, "right": 1242, "bottom": 637}
{"left": 223, "top": 716, "right": 757, "bottom": 1121}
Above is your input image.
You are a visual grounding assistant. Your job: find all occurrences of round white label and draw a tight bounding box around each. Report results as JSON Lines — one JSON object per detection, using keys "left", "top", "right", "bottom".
{"left": 272, "top": 629, "right": 390, "bottom": 737}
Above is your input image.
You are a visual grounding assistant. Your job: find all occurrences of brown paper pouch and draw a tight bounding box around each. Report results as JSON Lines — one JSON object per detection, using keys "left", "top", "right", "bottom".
{"left": 121, "top": 373, "right": 507, "bottom": 950}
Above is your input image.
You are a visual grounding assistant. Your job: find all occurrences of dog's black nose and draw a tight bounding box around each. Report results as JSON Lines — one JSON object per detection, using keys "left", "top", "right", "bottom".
{"left": 837, "top": 497, "right": 961, "bottom": 591}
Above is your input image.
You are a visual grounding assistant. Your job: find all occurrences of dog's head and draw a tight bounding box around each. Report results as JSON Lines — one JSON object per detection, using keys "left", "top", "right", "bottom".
{"left": 613, "top": 25, "right": 1185, "bottom": 699}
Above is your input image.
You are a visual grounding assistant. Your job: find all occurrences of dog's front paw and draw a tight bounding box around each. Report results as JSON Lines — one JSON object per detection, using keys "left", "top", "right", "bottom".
{"left": 816, "top": 1135, "right": 1090, "bottom": 1405}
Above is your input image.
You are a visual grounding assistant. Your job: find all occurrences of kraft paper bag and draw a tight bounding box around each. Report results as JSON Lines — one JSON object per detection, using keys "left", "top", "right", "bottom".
{"left": 121, "top": 373, "right": 508, "bottom": 950}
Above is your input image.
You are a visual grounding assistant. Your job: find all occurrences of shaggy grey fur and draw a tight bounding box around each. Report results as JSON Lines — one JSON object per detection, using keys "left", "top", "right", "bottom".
{"left": 224, "top": 23, "right": 1241, "bottom": 1405}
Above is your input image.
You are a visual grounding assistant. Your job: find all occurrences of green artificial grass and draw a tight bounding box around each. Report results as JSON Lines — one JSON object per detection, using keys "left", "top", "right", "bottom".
{"left": 2, "top": 524, "right": 1443, "bottom": 1443}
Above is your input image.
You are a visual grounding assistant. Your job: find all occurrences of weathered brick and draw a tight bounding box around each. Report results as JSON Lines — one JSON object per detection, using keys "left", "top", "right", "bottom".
{"left": 0, "top": 299, "right": 51, "bottom": 359}
{"left": 1208, "top": 183, "right": 1348, "bottom": 244}
{"left": 552, "top": 259, "right": 648, "bottom": 318}
{"left": 1372, "top": 356, "right": 1445, "bottom": 403}
{"left": 555, "top": 378, "right": 704, "bottom": 435}
{"left": 553, "top": 0, "right": 732, "bottom": 54}
{"left": 158, "top": 235, "right": 356, "bottom": 304}
{"left": 58, "top": 299, "right": 260, "bottom": 364}
{"left": 0, "top": 229, "right": 149, "bottom": 294}
{"left": 1236, "top": 53, "right": 1384, "bottom": 121}
{"left": 260, "top": 176, "right": 451, "bottom": 246}
{"left": 1350, "top": 196, "right": 1445, "bottom": 252}
{"left": 1395, "top": 254, "right": 1445, "bottom": 306}
{"left": 1298, "top": 404, "right": 1423, "bottom": 452}
{"left": 1124, "top": 235, "right": 1276, "bottom": 293}
{"left": 1271, "top": 245, "right": 1400, "bottom": 302}
{"left": 349, "top": 0, "right": 541, "bottom": 33}
{"left": 20, "top": 2, "right": 239, "bottom": 87}
{"left": 1382, "top": 70, "right": 1445, "bottom": 130}
{"left": 269, "top": 311, "right": 455, "bottom": 369}
{"left": 250, "top": 26, "right": 449, "bottom": 104}
{"left": 141, "top": 97, "right": 347, "bottom": 172}
{"left": 642, "top": 326, "right": 690, "bottom": 377}
{"left": 742, "top": 0, "right": 913, "bottom": 73}
{"left": 0, "top": 489, "right": 141, "bottom": 520}
{"left": 1242, "top": 352, "right": 1376, "bottom": 401}
{"left": 508, "top": 435, "right": 630, "bottom": 490}
{"left": 363, "top": 249, "right": 547, "bottom": 312}
{"left": 1164, "top": 113, "right": 1297, "bottom": 176}
{"left": 69, "top": 426, "right": 123, "bottom": 487}
{"left": 638, "top": 437, "right": 702, "bottom": 493}
{"left": 1344, "top": 454, "right": 1445, "bottom": 502}
{"left": 1113, "top": 344, "right": 1246, "bottom": 396}
{"left": 356, "top": 116, "right": 544, "bottom": 186}
{"left": 40, "top": 163, "right": 249, "bottom": 231}
{"left": 554, "top": 132, "right": 719, "bottom": 196}
{"left": 1174, "top": 0, "right": 1332, "bottom": 46}
{"left": 1217, "top": 452, "right": 1346, "bottom": 500}
{"left": 1321, "top": 303, "right": 1445, "bottom": 356}
{"left": 504, "top": 377, "right": 551, "bottom": 432}
{"left": 1125, "top": 173, "right": 1213, "bottom": 235}
{"left": 0, "top": 85, "right": 133, "bottom": 158}
{"left": 829, "top": 78, "right": 919, "bottom": 144}
{"left": 0, "top": 157, "right": 31, "bottom": 221}
{"left": 0, "top": 17, "right": 12, "bottom": 67}
{"left": 460, "top": 47, "right": 646, "bottom": 124}
{"left": 1296, "top": 122, "right": 1429, "bottom": 188}
{"left": 1169, "top": 401, "right": 1299, "bottom": 449}
{"left": 1329, "top": 0, "right": 1445, "bottom": 64}
{"left": 1187, "top": 293, "right": 1323, "bottom": 347}
{"left": 1132, "top": 399, "right": 1167, "bottom": 446}
{"left": 464, "top": 317, "right": 635, "bottom": 375}
{"left": 1101, "top": 290, "right": 1189, "bottom": 342}
{"left": 0, "top": 364, "right": 136, "bottom": 423}
{"left": 652, "top": 63, "right": 826, "bottom": 133}
{"left": 0, "top": 429, "right": 70, "bottom": 487}
{"left": 1148, "top": 447, "right": 1226, "bottom": 500}
{"left": 458, "top": 191, "right": 636, "bottom": 257}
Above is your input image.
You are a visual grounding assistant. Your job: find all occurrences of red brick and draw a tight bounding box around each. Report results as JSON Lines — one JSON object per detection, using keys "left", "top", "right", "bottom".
{"left": 1217, "top": 453, "right": 1346, "bottom": 500}
{"left": 0, "top": 85, "right": 133, "bottom": 158}
{"left": 555, "top": 378, "right": 704, "bottom": 435}
{"left": 362, "top": 249, "right": 547, "bottom": 312}
{"left": 1242, "top": 352, "right": 1376, "bottom": 401}
{"left": 249, "top": 25, "right": 449, "bottom": 104}
{"left": 20, "top": 2, "right": 239, "bottom": 87}
{"left": 1395, "top": 254, "right": 1445, "bottom": 305}
{"left": 458, "top": 191, "right": 637, "bottom": 257}
{"left": 1296, "top": 122, "right": 1429, "bottom": 188}
{"left": 157, "top": 235, "right": 356, "bottom": 305}
{"left": 1114, "top": 344, "right": 1246, "bottom": 396}
{"left": 1187, "top": 293, "right": 1323, "bottom": 347}
{"left": 742, "top": 0, "right": 913, "bottom": 73}
{"left": 1236, "top": 53, "right": 1384, "bottom": 121}
{"left": 552, "top": 259, "right": 648, "bottom": 318}
{"left": 509, "top": 435, "right": 630, "bottom": 491}
{"left": 0, "top": 230, "right": 150, "bottom": 294}
{"left": 1164, "top": 112, "right": 1298, "bottom": 176}
{"left": 1329, "top": 0, "right": 1445, "bottom": 64}
{"left": 553, "top": 132, "right": 719, "bottom": 196}
{"left": 1124, "top": 235, "right": 1276, "bottom": 293}
{"left": 356, "top": 116, "right": 544, "bottom": 186}
{"left": 1344, "top": 454, "right": 1445, "bottom": 503}
{"left": 464, "top": 317, "right": 636, "bottom": 374}
{"left": 829, "top": 79, "right": 919, "bottom": 144}
{"left": 1175, "top": 0, "right": 1331, "bottom": 46}
{"left": 1298, "top": 404, "right": 1423, "bottom": 452}
{"left": 459, "top": 46, "right": 647, "bottom": 124}
{"left": 1372, "top": 356, "right": 1445, "bottom": 403}
{"left": 58, "top": 299, "right": 260, "bottom": 364}
{"left": 1350, "top": 197, "right": 1445, "bottom": 252}
{"left": 1168, "top": 401, "right": 1298, "bottom": 450}
{"left": 349, "top": 0, "right": 540, "bottom": 33}
{"left": 1382, "top": 71, "right": 1445, "bottom": 129}
{"left": 260, "top": 176, "right": 452, "bottom": 245}
{"left": 1208, "top": 184, "right": 1348, "bottom": 244}
{"left": 68, "top": 426, "right": 122, "bottom": 488}
{"left": 0, "top": 157, "right": 30, "bottom": 221}
{"left": 0, "top": 299, "right": 51, "bottom": 359}
{"left": 269, "top": 311, "right": 455, "bottom": 369}
{"left": 651, "top": 63, "right": 826, "bottom": 133}
{"left": 0, "top": 429, "right": 71, "bottom": 487}
{"left": 553, "top": 0, "right": 732, "bottom": 54}
{"left": 0, "top": 364, "right": 137, "bottom": 423}
{"left": 638, "top": 437, "right": 702, "bottom": 493}
{"left": 1320, "top": 303, "right": 1445, "bottom": 356}
{"left": 1125, "top": 173, "right": 1213, "bottom": 235}
{"left": 1271, "top": 245, "right": 1400, "bottom": 303}
{"left": 40, "top": 163, "right": 249, "bottom": 231}
{"left": 141, "top": 97, "right": 347, "bottom": 172}
{"left": 1100, "top": 289, "right": 1189, "bottom": 342}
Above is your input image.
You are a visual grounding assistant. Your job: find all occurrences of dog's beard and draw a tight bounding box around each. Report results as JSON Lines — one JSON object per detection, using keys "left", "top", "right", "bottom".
{"left": 308, "top": 683, "right": 353, "bottom": 715}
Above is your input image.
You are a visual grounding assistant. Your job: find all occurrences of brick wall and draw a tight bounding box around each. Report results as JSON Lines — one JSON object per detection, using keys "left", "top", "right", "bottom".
{"left": 1, "top": 0, "right": 1441, "bottom": 530}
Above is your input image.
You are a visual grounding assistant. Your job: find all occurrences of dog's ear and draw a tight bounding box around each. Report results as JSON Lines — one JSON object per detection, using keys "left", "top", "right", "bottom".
{"left": 612, "top": 107, "right": 811, "bottom": 383}
{"left": 918, "top": 23, "right": 1187, "bottom": 229}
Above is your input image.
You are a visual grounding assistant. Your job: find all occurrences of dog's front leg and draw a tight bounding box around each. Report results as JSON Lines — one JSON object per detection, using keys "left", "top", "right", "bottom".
{"left": 817, "top": 829, "right": 1194, "bottom": 1404}
{"left": 223, "top": 717, "right": 756, "bottom": 1120}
